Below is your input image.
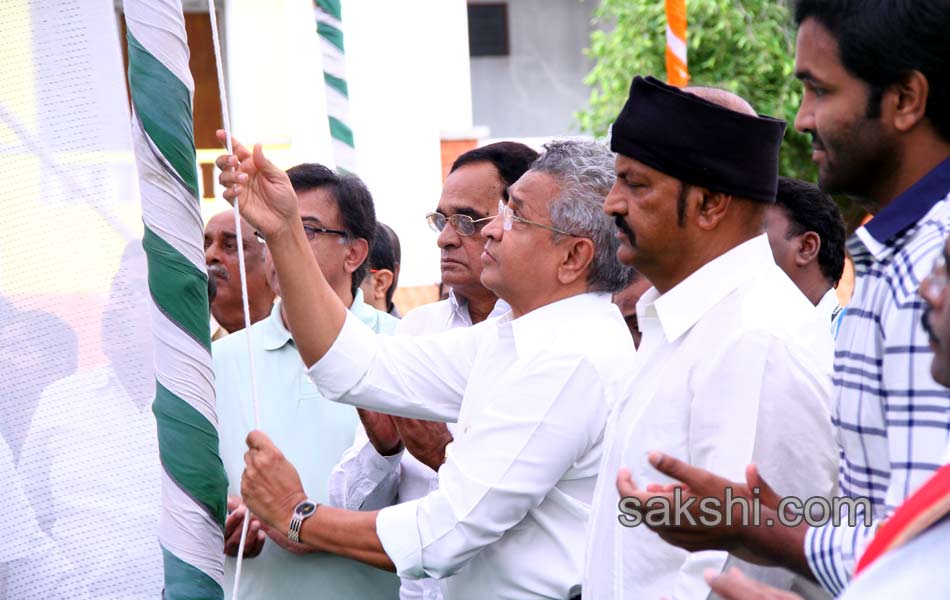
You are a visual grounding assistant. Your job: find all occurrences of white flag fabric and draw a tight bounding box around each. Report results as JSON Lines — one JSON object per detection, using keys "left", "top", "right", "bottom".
{"left": 1, "top": 1, "right": 226, "bottom": 597}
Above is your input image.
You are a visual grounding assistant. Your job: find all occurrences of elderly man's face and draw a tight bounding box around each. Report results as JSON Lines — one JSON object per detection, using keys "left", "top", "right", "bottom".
{"left": 435, "top": 162, "right": 505, "bottom": 300}
{"left": 204, "top": 211, "right": 271, "bottom": 328}
{"left": 604, "top": 154, "right": 689, "bottom": 284}
{"left": 479, "top": 170, "right": 566, "bottom": 308}
{"left": 921, "top": 238, "right": 950, "bottom": 387}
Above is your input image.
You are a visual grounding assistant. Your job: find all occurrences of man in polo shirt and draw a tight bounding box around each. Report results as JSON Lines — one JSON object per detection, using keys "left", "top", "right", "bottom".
{"left": 213, "top": 163, "right": 400, "bottom": 599}
{"left": 615, "top": 1, "right": 950, "bottom": 597}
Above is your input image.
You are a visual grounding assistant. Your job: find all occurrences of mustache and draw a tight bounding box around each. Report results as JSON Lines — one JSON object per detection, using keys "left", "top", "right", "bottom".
{"left": 808, "top": 131, "right": 826, "bottom": 151}
{"left": 207, "top": 263, "right": 229, "bottom": 280}
{"left": 614, "top": 214, "right": 637, "bottom": 245}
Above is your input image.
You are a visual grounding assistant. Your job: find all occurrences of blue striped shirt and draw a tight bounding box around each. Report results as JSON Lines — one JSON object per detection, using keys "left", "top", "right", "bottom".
{"left": 805, "top": 158, "right": 950, "bottom": 595}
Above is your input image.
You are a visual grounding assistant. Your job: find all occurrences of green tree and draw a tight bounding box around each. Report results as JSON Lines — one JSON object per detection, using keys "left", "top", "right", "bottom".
{"left": 579, "top": 0, "right": 816, "bottom": 182}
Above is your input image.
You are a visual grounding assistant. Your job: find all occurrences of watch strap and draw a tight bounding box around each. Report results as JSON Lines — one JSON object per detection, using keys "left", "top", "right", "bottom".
{"left": 288, "top": 500, "right": 318, "bottom": 544}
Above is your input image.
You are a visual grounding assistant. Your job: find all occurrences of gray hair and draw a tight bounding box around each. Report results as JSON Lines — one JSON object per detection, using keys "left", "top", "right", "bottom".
{"left": 530, "top": 139, "right": 633, "bottom": 293}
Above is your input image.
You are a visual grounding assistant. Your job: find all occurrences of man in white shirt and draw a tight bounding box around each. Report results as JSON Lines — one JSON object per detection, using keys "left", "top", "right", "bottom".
{"left": 216, "top": 137, "right": 634, "bottom": 599}
{"left": 704, "top": 234, "right": 950, "bottom": 600}
{"left": 587, "top": 77, "right": 838, "bottom": 599}
{"left": 611, "top": 4, "right": 950, "bottom": 597}
{"left": 328, "top": 142, "right": 537, "bottom": 600}
{"left": 764, "top": 177, "right": 847, "bottom": 328}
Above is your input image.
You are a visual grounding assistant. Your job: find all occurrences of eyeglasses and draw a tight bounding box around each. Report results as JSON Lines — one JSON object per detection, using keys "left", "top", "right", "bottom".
{"left": 255, "top": 224, "right": 348, "bottom": 244}
{"left": 924, "top": 252, "right": 949, "bottom": 297}
{"left": 497, "top": 200, "right": 577, "bottom": 236}
{"left": 426, "top": 212, "right": 493, "bottom": 236}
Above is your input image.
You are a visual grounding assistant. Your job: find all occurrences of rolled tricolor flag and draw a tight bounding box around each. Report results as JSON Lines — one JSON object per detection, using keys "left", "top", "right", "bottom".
{"left": 665, "top": 0, "right": 689, "bottom": 87}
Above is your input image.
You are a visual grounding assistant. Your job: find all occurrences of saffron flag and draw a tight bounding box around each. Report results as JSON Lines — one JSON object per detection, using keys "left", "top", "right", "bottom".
{"left": 665, "top": 0, "right": 689, "bottom": 87}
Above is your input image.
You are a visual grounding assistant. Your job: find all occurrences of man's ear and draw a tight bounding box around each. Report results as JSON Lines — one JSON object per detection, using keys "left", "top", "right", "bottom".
{"left": 344, "top": 238, "right": 370, "bottom": 276}
{"left": 557, "top": 237, "right": 595, "bottom": 286}
{"left": 889, "top": 70, "right": 929, "bottom": 133}
{"left": 371, "top": 269, "right": 395, "bottom": 302}
{"left": 694, "top": 190, "right": 733, "bottom": 231}
{"left": 796, "top": 231, "right": 821, "bottom": 268}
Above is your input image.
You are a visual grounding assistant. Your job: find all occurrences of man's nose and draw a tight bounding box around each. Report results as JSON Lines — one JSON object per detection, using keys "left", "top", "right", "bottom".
{"left": 437, "top": 223, "right": 461, "bottom": 248}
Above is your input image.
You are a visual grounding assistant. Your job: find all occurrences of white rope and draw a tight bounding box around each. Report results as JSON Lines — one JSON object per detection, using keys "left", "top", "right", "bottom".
{"left": 207, "top": 1, "right": 261, "bottom": 597}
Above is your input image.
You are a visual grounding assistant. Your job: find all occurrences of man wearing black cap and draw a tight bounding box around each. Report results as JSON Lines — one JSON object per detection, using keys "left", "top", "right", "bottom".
{"left": 584, "top": 76, "right": 838, "bottom": 598}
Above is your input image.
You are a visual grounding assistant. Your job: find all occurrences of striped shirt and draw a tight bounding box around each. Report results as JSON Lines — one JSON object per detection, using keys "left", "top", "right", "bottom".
{"left": 805, "top": 158, "right": 950, "bottom": 595}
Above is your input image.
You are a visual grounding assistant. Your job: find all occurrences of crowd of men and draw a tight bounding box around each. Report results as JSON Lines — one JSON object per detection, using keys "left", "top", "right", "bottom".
{"left": 198, "top": 2, "right": 950, "bottom": 599}
{"left": 200, "top": 1, "right": 950, "bottom": 599}
{"left": 6, "top": 0, "right": 940, "bottom": 598}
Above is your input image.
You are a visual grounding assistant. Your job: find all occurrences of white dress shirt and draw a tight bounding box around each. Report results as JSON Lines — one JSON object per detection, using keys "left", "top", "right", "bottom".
{"left": 327, "top": 291, "right": 510, "bottom": 600}
{"left": 310, "top": 292, "right": 636, "bottom": 599}
{"left": 584, "top": 234, "right": 839, "bottom": 599}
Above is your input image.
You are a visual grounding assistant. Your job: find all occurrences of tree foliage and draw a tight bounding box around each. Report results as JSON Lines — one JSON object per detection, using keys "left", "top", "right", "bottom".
{"left": 579, "top": 0, "right": 816, "bottom": 182}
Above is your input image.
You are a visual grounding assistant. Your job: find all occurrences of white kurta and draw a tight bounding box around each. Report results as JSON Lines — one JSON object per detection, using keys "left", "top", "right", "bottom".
{"left": 327, "top": 292, "right": 510, "bottom": 600}
{"left": 585, "top": 234, "right": 839, "bottom": 599}
{"left": 310, "top": 292, "right": 636, "bottom": 599}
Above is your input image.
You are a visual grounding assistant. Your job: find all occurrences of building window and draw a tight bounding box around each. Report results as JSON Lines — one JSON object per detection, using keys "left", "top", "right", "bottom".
{"left": 468, "top": 3, "right": 509, "bottom": 57}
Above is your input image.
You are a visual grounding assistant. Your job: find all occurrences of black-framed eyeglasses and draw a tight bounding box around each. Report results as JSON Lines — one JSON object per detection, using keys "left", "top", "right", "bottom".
{"left": 255, "top": 224, "right": 348, "bottom": 245}
{"left": 426, "top": 211, "right": 493, "bottom": 236}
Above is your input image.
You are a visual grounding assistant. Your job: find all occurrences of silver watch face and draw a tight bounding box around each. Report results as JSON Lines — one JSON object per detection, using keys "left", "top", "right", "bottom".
{"left": 295, "top": 501, "right": 317, "bottom": 517}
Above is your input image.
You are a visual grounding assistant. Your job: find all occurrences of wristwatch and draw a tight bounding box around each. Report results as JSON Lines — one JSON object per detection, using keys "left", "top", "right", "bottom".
{"left": 288, "top": 499, "right": 318, "bottom": 543}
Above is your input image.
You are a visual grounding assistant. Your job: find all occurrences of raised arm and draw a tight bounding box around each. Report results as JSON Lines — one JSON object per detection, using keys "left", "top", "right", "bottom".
{"left": 216, "top": 133, "right": 345, "bottom": 367}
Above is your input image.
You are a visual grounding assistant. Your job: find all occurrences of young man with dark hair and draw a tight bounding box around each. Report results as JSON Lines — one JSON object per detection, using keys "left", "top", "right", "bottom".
{"left": 617, "top": 2, "right": 950, "bottom": 597}
{"left": 765, "top": 177, "right": 847, "bottom": 326}
{"left": 213, "top": 160, "right": 400, "bottom": 599}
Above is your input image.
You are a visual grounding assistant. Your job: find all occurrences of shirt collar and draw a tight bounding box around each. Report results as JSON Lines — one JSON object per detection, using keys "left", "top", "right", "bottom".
{"left": 864, "top": 157, "right": 950, "bottom": 245}
{"left": 448, "top": 289, "right": 511, "bottom": 325}
{"left": 260, "top": 290, "right": 376, "bottom": 351}
{"left": 816, "top": 288, "right": 841, "bottom": 322}
{"left": 259, "top": 300, "right": 292, "bottom": 351}
{"left": 506, "top": 291, "right": 613, "bottom": 358}
{"left": 639, "top": 234, "right": 776, "bottom": 344}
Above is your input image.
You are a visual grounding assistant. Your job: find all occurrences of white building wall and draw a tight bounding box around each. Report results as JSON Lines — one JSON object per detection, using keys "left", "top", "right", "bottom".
{"left": 224, "top": 0, "right": 335, "bottom": 170}
{"left": 343, "top": 0, "right": 469, "bottom": 286}
{"left": 469, "top": 0, "right": 598, "bottom": 138}
{"left": 221, "top": 0, "right": 473, "bottom": 286}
